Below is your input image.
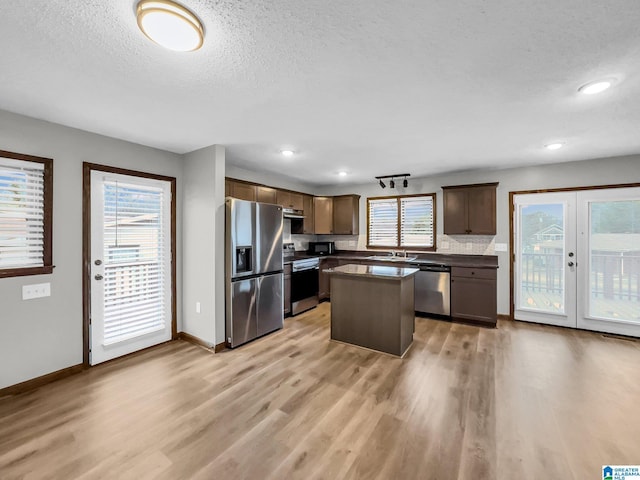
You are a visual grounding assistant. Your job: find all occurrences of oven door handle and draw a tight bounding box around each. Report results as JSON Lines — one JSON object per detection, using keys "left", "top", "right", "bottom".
{"left": 293, "top": 266, "right": 320, "bottom": 272}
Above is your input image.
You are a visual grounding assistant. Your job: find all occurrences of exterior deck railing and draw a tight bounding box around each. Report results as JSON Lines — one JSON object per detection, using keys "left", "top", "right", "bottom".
{"left": 521, "top": 252, "right": 640, "bottom": 301}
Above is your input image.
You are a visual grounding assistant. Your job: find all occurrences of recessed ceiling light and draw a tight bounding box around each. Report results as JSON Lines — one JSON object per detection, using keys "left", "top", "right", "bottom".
{"left": 545, "top": 143, "right": 564, "bottom": 150}
{"left": 281, "top": 150, "right": 294, "bottom": 157}
{"left": 137, "top": 0, "right": 204, "bottom": 52}
{"left": 338, "top": 171, "right": 348, "bottom": 177}
{"left": 578, "top": 80, "right": 613, "bottom": 95}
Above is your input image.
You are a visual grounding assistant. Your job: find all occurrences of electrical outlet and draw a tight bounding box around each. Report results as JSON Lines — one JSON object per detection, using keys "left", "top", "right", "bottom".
{"left": 494, "top": 243, "right": 508, "bottom": 252}
{"left": 441, "top": 241, "right": 449, "bottom": 249}
{"left": 22, "top": 283, "right": 51, "bottom": 300}
{"left": 196, "top": 302, "right": 201, "bottom": 314}
{"left": 466, "top": 242, "right": 473, "bottom": 251}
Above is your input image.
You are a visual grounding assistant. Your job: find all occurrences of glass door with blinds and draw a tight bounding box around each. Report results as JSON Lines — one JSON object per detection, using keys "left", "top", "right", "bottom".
{"left": 90, "top": 170, "right": 172, "bottom": 365}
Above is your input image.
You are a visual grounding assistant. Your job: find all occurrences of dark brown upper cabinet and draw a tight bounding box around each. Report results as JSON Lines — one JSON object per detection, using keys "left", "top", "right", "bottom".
{"left": 332, "top": 195, "right": 360, "bottom": 235}
{"left": 302, "top": 194, "right": 315, "bottom": 234}
{"left": 227, "top": 180, "right": 256, "bottom": 201}
{"left": 313, "top": 197, "right": 334, "bottom": 234}
{"left": 256, "top": 186, "right": 277, "bottom": 204}
{"left": 225, "top": 177, "right": 359, "bottom": 235}
{"left": 442, "top": 183, "right": 498, "bottom": 235}
{"left": 276, "top": 190, "right": 304, "bottom": 210}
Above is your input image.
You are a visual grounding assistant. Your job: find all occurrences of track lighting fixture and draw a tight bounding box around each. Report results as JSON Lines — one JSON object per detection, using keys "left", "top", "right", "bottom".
{"left": 375, "top": 173, "right": 411, "bottom": 189}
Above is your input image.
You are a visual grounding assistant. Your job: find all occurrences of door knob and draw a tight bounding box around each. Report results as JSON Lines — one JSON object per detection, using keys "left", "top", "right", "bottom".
{"left": 568, "top": 252, "right": 574, "bottom": 257}
{"left": 95, "top": 274, "right": 104, "bottom": 281}
{"left": 568, "top": 262, "right": 574, "bottom": 267}
{"left": 95, "top": 259, "right": 102, "bottom": 265}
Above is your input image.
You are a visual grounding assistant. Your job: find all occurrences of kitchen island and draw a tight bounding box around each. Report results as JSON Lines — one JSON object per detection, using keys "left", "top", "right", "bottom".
{"left": 328, "top": 264, "right": 419, "bottom": 357}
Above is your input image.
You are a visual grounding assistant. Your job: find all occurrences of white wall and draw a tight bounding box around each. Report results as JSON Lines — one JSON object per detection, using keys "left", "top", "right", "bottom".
{"left": 0, "top": 109, "right": 184, "bottom": 390}
{"left": 319, "top": 155, "right": 640, "bottom": 316}
{"left": 182, "top": 145, "right": 226, "bottom": 346}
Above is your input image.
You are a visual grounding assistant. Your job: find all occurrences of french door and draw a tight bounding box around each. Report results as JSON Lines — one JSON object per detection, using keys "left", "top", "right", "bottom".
{"left": 89, "top": 169, "right": 174, "bottom": 365}
{"left": 514, "top": 187, "right": 640, "bottom": 337}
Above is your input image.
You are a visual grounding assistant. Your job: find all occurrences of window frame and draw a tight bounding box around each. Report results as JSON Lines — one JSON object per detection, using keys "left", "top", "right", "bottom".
{"left": 366, "top": 192, "right": 437, "bottom": 251}
{"left": 0, "top": 149, "right": 53, "bottom": 278}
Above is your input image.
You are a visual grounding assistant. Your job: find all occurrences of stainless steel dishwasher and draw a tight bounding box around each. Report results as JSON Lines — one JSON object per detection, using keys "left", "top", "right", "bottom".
{"left": 414, "top": 263, "right": 451, "bottom": 316}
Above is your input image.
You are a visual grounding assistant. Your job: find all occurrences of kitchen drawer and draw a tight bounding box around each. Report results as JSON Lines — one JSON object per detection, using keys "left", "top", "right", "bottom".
{"left": 451, "top": 267, "right": 496, "bottom": 280}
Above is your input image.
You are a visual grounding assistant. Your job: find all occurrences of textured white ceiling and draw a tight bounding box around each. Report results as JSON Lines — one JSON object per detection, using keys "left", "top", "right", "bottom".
{"left": 0, "top": 0, "right": 639, "bottom": 185}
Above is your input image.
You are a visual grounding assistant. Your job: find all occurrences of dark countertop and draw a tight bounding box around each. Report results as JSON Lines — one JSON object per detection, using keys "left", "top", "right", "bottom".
{"left": 328, "top": 264, "right": 419, "bottom": 279}
{"left": 329, "top": 251, "right": 497, "bottom": 269}
{"left": 284, "top": 250, "right": 498, "bottom": 269}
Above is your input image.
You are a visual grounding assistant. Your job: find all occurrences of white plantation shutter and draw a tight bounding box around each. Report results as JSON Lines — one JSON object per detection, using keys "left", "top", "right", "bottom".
{"left": 368, "top": 198, "right": 398, "bottom": 246}
{"left": 0, "top": 158, "right": 45, "bottom": 269}
{"left": 102, "top": 180, "right": 168, "bottom": 345}
{"left": 400, "top": 196, "right": 434, "bottom": 248}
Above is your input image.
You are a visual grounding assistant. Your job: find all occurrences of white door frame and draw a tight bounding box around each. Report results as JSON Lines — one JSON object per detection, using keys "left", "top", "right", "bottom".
{"left": 83, "top": 163, "right": 176, "bottom": 367}
{"left": 510, "top": 184, "right": 640, "bottom": 337}
{"left": 513, "top": 191, "right": 577, "bottom": 328}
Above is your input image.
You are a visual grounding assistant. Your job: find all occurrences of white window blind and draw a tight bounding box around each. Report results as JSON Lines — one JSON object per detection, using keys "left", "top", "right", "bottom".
{"left": 368, "top": 194, "right": 435, "bottom": 249}
{"left": 368, "top": 198, "right": 398, "bottom": 247}
{"left": 0, "top": 157, "right": 45, "bottom": 269}
{"left": 103, "top": 181, "right": 168, "bottom": 345}
{"left": 401, "top": 196, "right": 434, "bottom": 247}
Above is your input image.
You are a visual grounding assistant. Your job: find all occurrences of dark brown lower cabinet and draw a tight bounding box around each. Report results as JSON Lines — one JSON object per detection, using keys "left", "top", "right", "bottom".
{"left": 450, "top": 267, "right": 497, "bottom": 327}
{"left": 284, "top": 264, "right": 292, "bottom": 315}
{"left": 319, "top": 258, "right": 339, "bottom": 300}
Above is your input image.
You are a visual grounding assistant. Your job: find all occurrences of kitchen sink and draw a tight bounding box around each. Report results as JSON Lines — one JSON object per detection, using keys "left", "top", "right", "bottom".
{"left": 365, "top": 255, "right": 417, "bottom": 262}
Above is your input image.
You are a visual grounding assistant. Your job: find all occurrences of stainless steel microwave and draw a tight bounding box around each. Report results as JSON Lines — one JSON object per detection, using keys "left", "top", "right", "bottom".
{"left": 308, "top": 241, "right": 335, "bottom": 256}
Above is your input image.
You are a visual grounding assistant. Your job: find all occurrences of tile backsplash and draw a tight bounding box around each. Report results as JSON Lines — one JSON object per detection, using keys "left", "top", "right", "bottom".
{"left": 435, "top": 235, "right": 495, "bottom": 255}
{"left": 283, "top": 221, "right": 315, "bottom": 251}
{"left": 310, "top": 232, "right": 494, "bottom": 255}
{"left": 286, "top": 220, "right": 495, "bottom": 255}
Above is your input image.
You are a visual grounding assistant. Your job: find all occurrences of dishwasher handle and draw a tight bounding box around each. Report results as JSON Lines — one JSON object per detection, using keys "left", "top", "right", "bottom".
{"left": 418, "top": 265, "right": 450, "bottom": 273}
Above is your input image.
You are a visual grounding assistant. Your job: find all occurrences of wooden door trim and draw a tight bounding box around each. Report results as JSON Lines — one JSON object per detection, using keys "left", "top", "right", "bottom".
{"left": 508, "top": 182, "right": 640, "bottom": 323}
{"left": 82, "top": 163, "right": 177, "bottom": 368}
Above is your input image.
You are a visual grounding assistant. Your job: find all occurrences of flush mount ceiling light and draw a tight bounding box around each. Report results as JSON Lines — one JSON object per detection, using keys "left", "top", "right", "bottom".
{"left": 578, "top": 79, "right": 614, "bottom": 95}
{"left": 136, "top": 0, "right": 204, "bottom": 52}
{"left": 376, "top": 173, "right": 410, "bottom": 189}
{"left": 545, "top": 143, "right": 564, "bottom": 150}
{"left": 337, "top": 171, "right": 348, "bottom": 177}
{"left": 281, "top": 150, "right": 294, "bottom": 157}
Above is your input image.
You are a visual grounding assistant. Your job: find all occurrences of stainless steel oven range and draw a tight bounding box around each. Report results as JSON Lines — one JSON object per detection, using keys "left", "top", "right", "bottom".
{"left": 291, "top": 257, "right": 319, "bottom": 315}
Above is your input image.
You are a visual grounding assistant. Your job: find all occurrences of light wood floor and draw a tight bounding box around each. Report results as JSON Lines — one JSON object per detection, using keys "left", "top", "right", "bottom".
{"left": 1, "top": 302, "right": 639, "bottom": 479}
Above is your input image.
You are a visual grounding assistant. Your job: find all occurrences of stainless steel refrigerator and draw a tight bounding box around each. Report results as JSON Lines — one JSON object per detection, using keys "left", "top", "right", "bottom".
{"left": 225, "top": 198, "right": 284, "bottom": 348}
